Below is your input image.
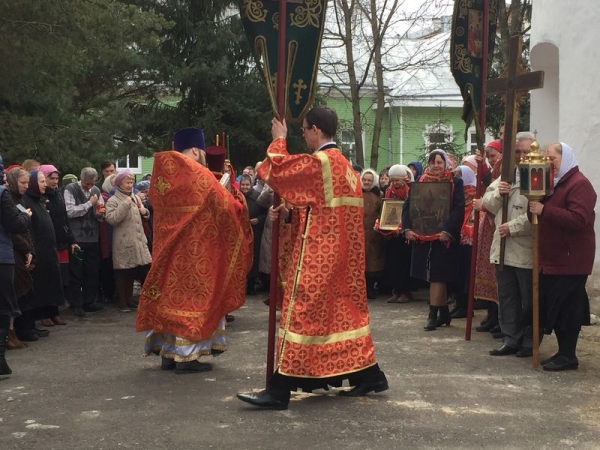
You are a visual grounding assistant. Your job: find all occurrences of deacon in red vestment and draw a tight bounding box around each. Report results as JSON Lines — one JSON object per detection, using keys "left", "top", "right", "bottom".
{"left": 237, "top": 106, "right": 388, "bottom": 410}
{"left": 136, "top": 128, "right": 252, "bottom": 374}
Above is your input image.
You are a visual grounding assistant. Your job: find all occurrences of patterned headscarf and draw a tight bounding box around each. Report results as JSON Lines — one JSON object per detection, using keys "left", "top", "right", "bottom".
{"left": 6, "top": 168, "right": 28, "bottom": 196}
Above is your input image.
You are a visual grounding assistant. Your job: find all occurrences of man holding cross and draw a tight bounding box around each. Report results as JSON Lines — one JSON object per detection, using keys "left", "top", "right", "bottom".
{"left": 483, "top": 132, "right": 535, "bottom": 357}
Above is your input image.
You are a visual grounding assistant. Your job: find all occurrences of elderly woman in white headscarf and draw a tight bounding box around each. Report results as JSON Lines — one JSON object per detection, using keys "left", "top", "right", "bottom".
{"left": 105, "top": 170, "right": 152, "bottom": 312}
{"left": 361, "top": 169, "right": 384, "bottom": 299}
{"left": 380, "top": 164, "right": 413, "bottom": 303}
{"left": 529, "top": 143, "right": 596, "bottom": 371}
{"left": 402, "top": 149, "right": 465, "bottom": 330}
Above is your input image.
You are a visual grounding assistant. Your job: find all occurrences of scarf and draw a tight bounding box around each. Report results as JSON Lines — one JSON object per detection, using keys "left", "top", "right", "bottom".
{"left": 385, "top": 183, "right": 409, "bottom": 200}
{"left": 460, "top": 185, "right": 476, "bottom": 245}
{"left": 553, "top": 142, "right": 578, "bottom": 187}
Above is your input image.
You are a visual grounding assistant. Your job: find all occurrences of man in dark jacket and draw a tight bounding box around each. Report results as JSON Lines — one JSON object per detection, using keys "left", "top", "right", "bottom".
{"left": 64, "top": 167, "right": 105, "bottom": 317}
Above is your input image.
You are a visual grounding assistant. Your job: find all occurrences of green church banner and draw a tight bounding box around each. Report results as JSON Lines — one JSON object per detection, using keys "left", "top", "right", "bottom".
{"left": 450, "top": 0, "right": 499, "bottom": 136}
{"left": 240, "top": 0, "right": 327, "bottom": 122}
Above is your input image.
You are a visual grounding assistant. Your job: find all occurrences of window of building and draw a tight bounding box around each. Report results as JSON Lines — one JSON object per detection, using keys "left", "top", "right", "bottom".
{"left": 423, "top": 121, "right": 453, "bottom": 151}
{"left": 116, "top": 154, "right": 142, "bottom": 174}
{"left": 466, "top": 126, "right": 495, "bottom": 153}
{"left": 340, "top": 129, "right": 357, "bottom": 162}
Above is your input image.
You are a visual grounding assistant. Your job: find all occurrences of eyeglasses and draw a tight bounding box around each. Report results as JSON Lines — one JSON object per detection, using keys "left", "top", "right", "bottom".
{"left": 300, "top": 125, "right": 313, "bottom": 133}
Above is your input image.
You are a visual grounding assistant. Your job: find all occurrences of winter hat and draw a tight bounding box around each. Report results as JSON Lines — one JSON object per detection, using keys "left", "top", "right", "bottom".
{"left": 388, "top": 164, "right": 407, "bottom": 179}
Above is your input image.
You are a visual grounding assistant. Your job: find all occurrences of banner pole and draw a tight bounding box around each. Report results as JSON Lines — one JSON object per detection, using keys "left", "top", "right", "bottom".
{"left": 465, "top": 0, "right": 490, "bottom": 341}
{"left": 266, "top": 0, "right": 288, "bottom": 387}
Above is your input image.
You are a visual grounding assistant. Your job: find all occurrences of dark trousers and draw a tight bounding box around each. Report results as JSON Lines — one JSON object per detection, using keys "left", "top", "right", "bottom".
{"left": 495, "top": 265, "right": 533, "bottom": 349}
{"left": 14, "top": 309, "right": 36, "bottom": 333}
{"left": 384, "top": 237, "right": 412, "bottom": 294}
{"left": 68, "top": 242, "right": 101, "bottom": 310}
{"left": 99, "top": 256, "right": 116, "bottom": 302}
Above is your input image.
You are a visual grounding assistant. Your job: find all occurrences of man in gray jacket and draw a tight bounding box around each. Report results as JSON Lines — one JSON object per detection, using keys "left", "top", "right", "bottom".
{"left": 483, "top": 132, "right": 534, "bottom": 357}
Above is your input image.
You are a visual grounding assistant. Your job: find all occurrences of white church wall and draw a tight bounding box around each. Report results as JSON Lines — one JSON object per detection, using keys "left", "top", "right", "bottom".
{"left": 530, "top": 2, "right": 600, "bottom": 308}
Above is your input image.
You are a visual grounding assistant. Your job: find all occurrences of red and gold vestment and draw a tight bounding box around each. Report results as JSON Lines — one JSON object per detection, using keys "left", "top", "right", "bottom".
{"left": 136, "top": 151, "right": 253, "bottom": 341}
{"left": 258, "top": 138, "right": 377, "bottom": 379}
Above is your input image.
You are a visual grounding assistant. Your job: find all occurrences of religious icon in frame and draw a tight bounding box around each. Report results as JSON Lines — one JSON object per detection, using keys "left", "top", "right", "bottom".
{"left": 379, "top": 199, "right": 403, "bottom": 231}
{"left": 409, "top": 182, "right": 452, "bottom": 236}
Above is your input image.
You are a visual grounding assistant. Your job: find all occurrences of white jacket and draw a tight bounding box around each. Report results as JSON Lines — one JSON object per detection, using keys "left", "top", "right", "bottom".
{"left": 482, "top": 177, "right": 532, "bottom": 269}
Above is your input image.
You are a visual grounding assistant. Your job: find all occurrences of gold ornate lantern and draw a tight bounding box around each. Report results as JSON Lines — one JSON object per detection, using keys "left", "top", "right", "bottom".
{"left": 518, "top": 137, "right": 553, "bottom": 202}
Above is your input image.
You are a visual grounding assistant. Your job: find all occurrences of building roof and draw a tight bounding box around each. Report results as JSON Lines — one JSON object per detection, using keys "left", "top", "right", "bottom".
{"left": 318, "top": 16, "right": 463, "bottom": 108}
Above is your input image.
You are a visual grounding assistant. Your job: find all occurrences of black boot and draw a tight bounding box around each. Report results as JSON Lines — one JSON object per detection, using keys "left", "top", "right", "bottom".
{"left": 424, "top": 306, "right": 438, "bottom": 331}
{"left": 436, "top": 306, "right": 451, "bottom": 327}
{"left": 0, "top": 316, "right": 12, "bottom": 376}
{"left": 450, "top": 293, "right": 468, "bottom": 319}
{"left": 476, "top": 302, "right": 499, "bottom": 331}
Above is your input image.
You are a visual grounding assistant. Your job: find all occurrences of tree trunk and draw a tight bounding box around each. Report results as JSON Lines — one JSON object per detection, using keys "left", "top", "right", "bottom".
{"left": 341, "top": 0, "right": 365, "bottom": 166}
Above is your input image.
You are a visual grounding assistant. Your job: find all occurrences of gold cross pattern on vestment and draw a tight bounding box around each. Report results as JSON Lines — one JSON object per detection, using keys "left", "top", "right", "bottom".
{"left": 154, "top": 176, "right": 171, "bottom": 196}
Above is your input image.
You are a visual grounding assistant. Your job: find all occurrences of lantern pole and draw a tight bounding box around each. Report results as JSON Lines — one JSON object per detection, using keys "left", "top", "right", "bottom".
{"left": 531, "top": 213, "right": 540, "bottom": 368}
{"left": 518, "top": 135, "right": 548, "bottom": 368}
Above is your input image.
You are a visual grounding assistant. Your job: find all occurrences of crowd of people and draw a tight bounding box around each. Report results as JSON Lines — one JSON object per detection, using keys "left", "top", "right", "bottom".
{"left": 355, "top": 130, "right": 596, "bottom": 372}
{"left": 0, "top": 108, "right": 596, "bottom": 403}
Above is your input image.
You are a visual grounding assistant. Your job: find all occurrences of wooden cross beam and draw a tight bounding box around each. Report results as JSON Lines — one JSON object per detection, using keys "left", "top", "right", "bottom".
{"left": 486, "top": 34, "right": 544, "bottom": 269}
{"left": 487, "top": 35, "right": 544, "bottom": 184}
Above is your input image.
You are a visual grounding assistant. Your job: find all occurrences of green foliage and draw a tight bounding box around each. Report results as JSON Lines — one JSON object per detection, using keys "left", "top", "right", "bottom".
{"left": 0, "top": 0, "right": 167, "bottom": 172}
{"left": 0, "top": 0, "right": 278, "bottom": 174}
{"left": 126, "top": 0, "right": 275, "bottom": 169}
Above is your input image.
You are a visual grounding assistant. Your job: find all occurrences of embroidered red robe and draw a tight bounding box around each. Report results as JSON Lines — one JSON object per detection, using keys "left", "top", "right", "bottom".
{"left": 258, "top": 138, "right": 377, "bottom": 378}
{"left": 136, "top": 151, "right": 253, "bottom": 341}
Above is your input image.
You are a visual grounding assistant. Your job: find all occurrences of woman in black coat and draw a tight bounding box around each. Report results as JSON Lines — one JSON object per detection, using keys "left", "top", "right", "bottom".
{"left": 20, "top": 170, "right": 64, "bottom": 340}
{"left": 402, "top": 150, "right": 465, "bottom": 331}
{"left": 42, "top": 165, "right": 76, "bottom": 325}
{"left": 6, "top": 168, "right": 35, "bottom": 346}
{"left": 0, "top": 162, "right": 31, "bottom": 375}
{"left": 240, "top": 174, "right": 267, "bottom": 295}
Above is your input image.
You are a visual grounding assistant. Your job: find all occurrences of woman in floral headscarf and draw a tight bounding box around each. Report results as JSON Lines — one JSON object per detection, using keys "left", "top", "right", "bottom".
{"left": 402, "top": 150, "right": 465, "bottom": 331}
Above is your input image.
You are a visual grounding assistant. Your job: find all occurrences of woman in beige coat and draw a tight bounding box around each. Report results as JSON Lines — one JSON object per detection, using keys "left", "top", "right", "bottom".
{"left": 105, "top": 170, "right": 152, "bottom": 312}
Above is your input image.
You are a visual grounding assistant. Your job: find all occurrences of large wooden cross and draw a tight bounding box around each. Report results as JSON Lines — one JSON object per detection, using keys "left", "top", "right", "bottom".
{"left": 487, "top": 34, "right": 544, "bottom": 268}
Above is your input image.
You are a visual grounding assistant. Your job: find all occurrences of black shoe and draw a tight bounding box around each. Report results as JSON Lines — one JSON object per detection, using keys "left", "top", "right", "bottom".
{"left": 476, "top": 321, "right": 496, "bottom": 332}
{"left": 34, "top": 328, "right": 49, "bottom": 338}
{"left": 236, "top": 390, "right": 288, "bottom": 410}
{"left": 71, "top": 308, "right": 86, "bottom": 318}
{"left": 489, "top": 324, "right": 501, "bottom": 334}
{"left": 367, "top": 289, "right": 377, "bottom": 300}
{"left": 541, "top": 352, "right": 561, "bottom": 366}
{"left": 226, "top": 314, "right": 235, "bottom": 323}
{"left": 161, "top": 357, "right": 176, "bottom": 370}
{"left": 543, "top": 355, "right": 579, "bottom": 371}
{"left": 339, "top": 372, "right": 389, "bottom": 397}
{"left": 491, "top": 331, "right": 505, "bottom": 339}
{"left": 515, "top": 347, "right": 533, "bottom": 358}
{"left": 83, "top": 303, "right": 104, "bottom": 313}
{"left": 450, "top": 308, "right": 468, "bottom": 319}
{"left": 175, "top": 360, "right": 213, "bottom": 374}
{"left": 17, "top": 331, "right": 39, "bottom": 342}
{"left": 489, "top": 344, "right": 519, "bottom": 356}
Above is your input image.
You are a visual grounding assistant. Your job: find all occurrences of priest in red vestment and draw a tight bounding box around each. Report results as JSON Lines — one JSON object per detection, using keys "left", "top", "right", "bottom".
{"left": 237, "top": 106, "right": 388, "bottom": 410}
{"left": 136, "top": 128, "right": 252, "bottom": 374}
